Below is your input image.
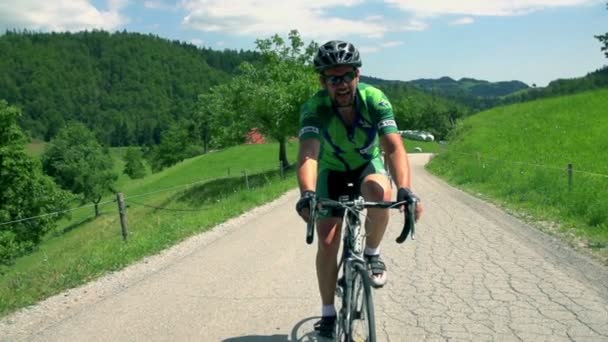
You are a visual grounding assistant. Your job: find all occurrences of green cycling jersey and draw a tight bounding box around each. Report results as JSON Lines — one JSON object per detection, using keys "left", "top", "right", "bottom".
{"left": 299, "top": 82, "right": 399, "bottom": 171}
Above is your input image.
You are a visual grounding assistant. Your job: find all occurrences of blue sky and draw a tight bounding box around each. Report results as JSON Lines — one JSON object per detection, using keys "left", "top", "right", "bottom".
{"left": 1, "top": 0, "right": 607, "bottom": 86}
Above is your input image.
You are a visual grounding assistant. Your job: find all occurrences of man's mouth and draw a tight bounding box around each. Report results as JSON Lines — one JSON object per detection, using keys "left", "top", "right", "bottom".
{"left": 336, "top": 89, "right": 350, "bottom": 97}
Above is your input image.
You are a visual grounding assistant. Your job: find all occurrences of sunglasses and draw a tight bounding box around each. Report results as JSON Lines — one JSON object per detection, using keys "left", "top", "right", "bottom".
{"left": 323, "top": 71, "right": 357, "bottom": 86}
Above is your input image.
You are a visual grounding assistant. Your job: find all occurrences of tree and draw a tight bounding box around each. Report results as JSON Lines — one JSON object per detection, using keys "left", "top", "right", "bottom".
{"left": 198, "top": 30, "right": 319, "bottom": 168}
{"left": 0, "top": 100, "right": 72, "bottom": 265}
{"left": 198, "top": 79, "right": 251, "bottom": 149}
{"left": 123, "top": 147, "right": 146, "bottom": 179}
{"left": 42, "top": 123, "right": 117, "bottom": 217}
{"left": 596, "top": 3, "right": 608, "bottom": 58}
{"left": 149, "top": 119, "right": 204, "bottom": 171}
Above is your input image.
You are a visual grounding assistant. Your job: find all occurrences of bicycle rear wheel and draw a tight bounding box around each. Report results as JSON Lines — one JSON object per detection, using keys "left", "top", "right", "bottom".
{"left": 344, "top": 262, "right": 376, "bottom": 342}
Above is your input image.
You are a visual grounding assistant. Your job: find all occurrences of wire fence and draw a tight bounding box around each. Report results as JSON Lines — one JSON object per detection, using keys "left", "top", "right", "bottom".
{"left": 0, "top": 162, "right": 291, "bottom": 230}
{"left": 3, "top": 151, "right": 607, "bottom": 230}
{"left": 0, "top": 199, "right": 116, "bottom": 227}
{"left": 449, "top": 151, "right": 608, "bottom": 178}
{"left": 435, "top": 149, "right": 608, "bottom": 231}
{"left": 3, "top": 151, "right": 606, "bottom": 230}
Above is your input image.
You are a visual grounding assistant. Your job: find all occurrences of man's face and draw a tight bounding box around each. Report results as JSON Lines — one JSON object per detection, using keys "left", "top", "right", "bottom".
{"left": 321, "top": 65, "right": 359, "bottom": 108}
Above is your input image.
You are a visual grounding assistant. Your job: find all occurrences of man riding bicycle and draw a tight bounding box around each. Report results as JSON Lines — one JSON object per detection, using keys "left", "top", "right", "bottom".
{"left": 295, "top": 40, "right": 424, "bottom": 338}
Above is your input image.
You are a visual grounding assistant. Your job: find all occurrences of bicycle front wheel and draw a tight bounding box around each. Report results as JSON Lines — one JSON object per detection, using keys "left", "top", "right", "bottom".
{"left": 345, "top": 262, "right": 376, "bottom": 342}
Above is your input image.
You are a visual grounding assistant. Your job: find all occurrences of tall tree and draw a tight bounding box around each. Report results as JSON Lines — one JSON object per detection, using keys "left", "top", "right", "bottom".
{"left": 596, "top": 3, "right": 608, "bottom": 58}
{"left": 42, "top": 123, "right": 117, "bottom": 217}
{"left": 0, "top": 100, "right": 72, "bottom": 265}
{"left": 199, "top": 30, "right": 319, "bottom": 167}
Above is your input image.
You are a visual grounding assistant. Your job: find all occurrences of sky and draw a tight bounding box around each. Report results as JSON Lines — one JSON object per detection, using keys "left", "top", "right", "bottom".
{"left": 0, "top": 0, "right": 607, "bottom": 86}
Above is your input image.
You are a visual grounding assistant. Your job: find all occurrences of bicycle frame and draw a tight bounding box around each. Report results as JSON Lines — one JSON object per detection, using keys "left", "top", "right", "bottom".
{"left": 336, "top": 195, "right": 369, "bottom": 338}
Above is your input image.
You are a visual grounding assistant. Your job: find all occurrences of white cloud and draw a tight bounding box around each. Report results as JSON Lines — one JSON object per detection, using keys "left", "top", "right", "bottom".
{"left": 384, "top": 0, "right": 599, "bottom": 17}
{"left": 0, "top": 0, "right": 129, "bottom": 32}
{"left": 144, "top": 0, "right": 179, "bottom": 11}
{"left": 359, "top": 40, "right": 403, "bottom": 54}
{"left": 359, "top": 46, "right": 380, "bottom": 53}
{"left": 401, "top": 19, "right": 428, "bottom": 31}
{"left": 380, "top": 41, "right": 403, "bottom": 48}
{"left": 190, "top": 38, "right": 204, "bottom": 46}
{"left": 179, "top": 0, "right": 388, "bottom": 39}
{"left": 175, "top": 1, "right": 600, "bottom": 40}
{"left": 450, "top": 17, "right": 475, "bottom": 25}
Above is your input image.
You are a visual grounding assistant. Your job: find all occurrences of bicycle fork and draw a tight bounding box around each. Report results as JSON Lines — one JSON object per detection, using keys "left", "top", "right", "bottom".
{"left": 337, "top": 256, "right": 366, "bottom": 334}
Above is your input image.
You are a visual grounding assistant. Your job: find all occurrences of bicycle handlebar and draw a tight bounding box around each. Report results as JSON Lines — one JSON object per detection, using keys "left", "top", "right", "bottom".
{"left": 305, "top": 197, "right": 418, "bottom": 245}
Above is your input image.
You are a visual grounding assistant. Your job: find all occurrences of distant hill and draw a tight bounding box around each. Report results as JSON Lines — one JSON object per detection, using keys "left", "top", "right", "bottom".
{"left": 409, "top": 76, "right": 529, "bottom": 98}
{"left": 409, "top": 77, "right": 529, "bottom": 97}
{"left": 390, "top": 68, "right": 608, "bottom": 111}
{"left": 0, "top": 30, "right": 259, "bottom": 146}
{"left": 406, "top": 76, "right": 529, "bottom": 110}
{"left": 363, "top": 75, "right": 530, "bottom": 111}
{"left": 500, "top": 66, "right": 608, "bottom": 104}
{"left": 360, "top": 75, "right": 471, "bottom": 140}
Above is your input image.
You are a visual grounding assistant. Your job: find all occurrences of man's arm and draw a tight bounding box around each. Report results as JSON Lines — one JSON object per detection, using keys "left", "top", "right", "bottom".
{"left": 296, "top": 138, "right": 320, "bottom": 222}
{"left": 297, "top": 138, "right": 320, "bottom": 193}
{"left": 381, "top": 132, "right": 424, "bottom": 220}
{"left": 380, "top": 132, "right": 411, "bottom": 189}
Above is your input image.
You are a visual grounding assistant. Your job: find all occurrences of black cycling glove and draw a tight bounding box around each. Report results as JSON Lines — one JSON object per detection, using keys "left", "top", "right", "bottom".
{"left": 296, "top": 190, "right": 316, "bottom": 215}
{"left": 397, "top": 187, "right": 420, "bottom": 205}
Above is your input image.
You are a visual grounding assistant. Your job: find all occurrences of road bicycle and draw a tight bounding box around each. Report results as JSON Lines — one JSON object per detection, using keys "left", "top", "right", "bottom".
{"left": 305, "top": 188, "right": 418, "bottom": 341}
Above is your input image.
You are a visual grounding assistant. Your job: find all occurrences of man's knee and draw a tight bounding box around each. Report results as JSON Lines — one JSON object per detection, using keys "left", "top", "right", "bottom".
{"left": 361, "top": 174, "right": 392, "bottom": 201}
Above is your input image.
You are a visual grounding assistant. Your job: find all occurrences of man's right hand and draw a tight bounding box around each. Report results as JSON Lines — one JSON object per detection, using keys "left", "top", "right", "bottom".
{"left": 296, "top": 190, "right": 316, "bottom": 222}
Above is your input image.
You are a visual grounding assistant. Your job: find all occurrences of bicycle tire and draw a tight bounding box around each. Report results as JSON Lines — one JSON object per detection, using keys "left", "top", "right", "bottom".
{"left": 343, "top": 262, "right": 376, "bottom": 342}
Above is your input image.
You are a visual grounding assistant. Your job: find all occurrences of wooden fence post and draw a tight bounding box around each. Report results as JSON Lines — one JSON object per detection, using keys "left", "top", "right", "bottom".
{"left": 243, "top": 170, "right": 250, "bottom": 189}
{"left": 568, "top": 163, "right": 573, "bottom": 190}
{"left": 116, "top": 193, "right": 129, "bottom": 241}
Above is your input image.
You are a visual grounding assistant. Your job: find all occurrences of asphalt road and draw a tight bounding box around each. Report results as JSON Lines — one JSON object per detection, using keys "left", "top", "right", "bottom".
{"left": 1, "top": 154, "right": 607, "bottom": 341}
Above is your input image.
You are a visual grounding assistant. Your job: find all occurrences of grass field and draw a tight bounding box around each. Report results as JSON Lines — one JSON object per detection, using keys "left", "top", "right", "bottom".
{"left": 404, "top": 139, "right": 447, "bottom": 154}
{"left": 427, "top": 88, "right": 608, "bottom": 263}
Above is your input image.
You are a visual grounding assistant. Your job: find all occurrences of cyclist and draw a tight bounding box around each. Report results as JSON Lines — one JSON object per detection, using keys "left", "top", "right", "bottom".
{"left": 295, "top": 40, "right": 424, "bottom": 338}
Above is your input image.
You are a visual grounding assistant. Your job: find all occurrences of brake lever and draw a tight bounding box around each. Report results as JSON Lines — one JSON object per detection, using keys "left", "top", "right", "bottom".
{"left": 395, "top": 200, "right": 417, "bottom": 244}
{"left": 306, "top": 197, "right": 317, "bottom": 245}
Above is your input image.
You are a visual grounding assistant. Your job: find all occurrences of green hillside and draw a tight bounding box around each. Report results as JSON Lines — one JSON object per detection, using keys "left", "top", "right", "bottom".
{"left": 0, "top": 142, "right": 298, "bottom": 317}
{"left": 428, "top": 89, "right": 608, "bottom": 262}
{"left": 0, "top": 30, "right": 259, "bottom": 146}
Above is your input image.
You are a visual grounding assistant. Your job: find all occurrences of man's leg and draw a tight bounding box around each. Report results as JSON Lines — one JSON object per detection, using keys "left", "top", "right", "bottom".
{"left": 361, "top": 173, "right": 393, "bottom": 286}
{"left": 316, "top": 217, "right": 342, "bottom": 309}
{"left": 361, "top": 173, "right": 393, "bottom": 248}
{"left": 314, "top": 217, "right": 342, "bottom": 337}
